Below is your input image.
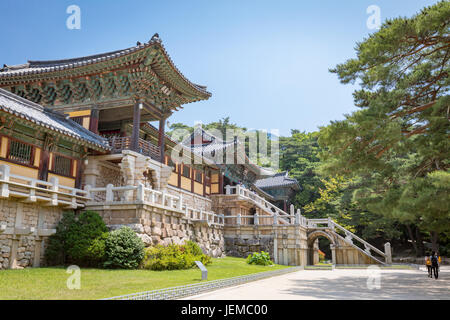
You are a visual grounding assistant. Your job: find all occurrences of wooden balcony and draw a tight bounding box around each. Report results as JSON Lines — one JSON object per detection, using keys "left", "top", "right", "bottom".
{"left": 108, "top": 136, "right": 161, "bottom": 160}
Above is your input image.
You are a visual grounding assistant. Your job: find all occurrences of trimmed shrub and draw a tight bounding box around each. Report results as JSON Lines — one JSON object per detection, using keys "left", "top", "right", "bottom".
{"left": 65, "top": 211, "right": 108, "bottom": 266}
{"left": 141, "top": 241, "right": 212, "bottom": 271}
{"left": 45, "top": 211, "right": 108, "bottom": 267}
{"left": 103, "top": 227, "right": 145, "bottom": 269}
{"left": 246, "top": 251, "right": 273, "bottom": 266}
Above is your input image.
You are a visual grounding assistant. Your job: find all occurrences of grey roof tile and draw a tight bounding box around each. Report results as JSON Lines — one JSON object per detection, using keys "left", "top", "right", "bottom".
{"left": 0, "top": 88, "right": 110, "bottom": 150}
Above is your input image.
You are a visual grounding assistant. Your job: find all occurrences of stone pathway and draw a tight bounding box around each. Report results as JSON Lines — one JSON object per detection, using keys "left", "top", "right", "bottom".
{"left": 186, "top": 266, "right": 450, "bottom": 300}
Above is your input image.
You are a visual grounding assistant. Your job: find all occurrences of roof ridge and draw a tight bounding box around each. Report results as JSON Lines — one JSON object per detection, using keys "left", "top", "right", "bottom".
{"left": 0, "top": 88, "right": 44, "bottom": 112}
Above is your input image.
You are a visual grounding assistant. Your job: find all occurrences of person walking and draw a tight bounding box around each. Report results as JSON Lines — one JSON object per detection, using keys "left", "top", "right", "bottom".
{"left": 425, "top": 253, "right": 432, "bottom": 278}
{"left": 430, "top": 251, "right": 439, "bottom": 279}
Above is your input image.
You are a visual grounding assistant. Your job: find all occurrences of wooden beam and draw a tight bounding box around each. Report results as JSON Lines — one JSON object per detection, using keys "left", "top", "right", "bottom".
{"left": 158, "top": 116, "right": 166, "bottom": 163}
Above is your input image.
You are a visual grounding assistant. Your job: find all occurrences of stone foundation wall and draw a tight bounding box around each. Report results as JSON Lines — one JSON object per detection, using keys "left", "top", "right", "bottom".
{"left": 224, "top": 235, "right": 274, "bottom": 259}
{"left": 167, "top": 186, "right": 212, "bottom": 212}
{"left": 87, "top": 203, "right": 225, "bottom": 258}
{"left": 0, "top": 199, "right": 63, "bottom": 270}
{"left": 224, "top": 225, "right": 309, "bottom": 266}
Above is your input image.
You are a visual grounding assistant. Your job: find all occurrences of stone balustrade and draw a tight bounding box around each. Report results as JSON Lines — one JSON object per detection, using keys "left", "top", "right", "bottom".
{"left": 0, "top": 164, "right": 88, "bottom": 209}
{"left": 85, "top": 183, "right": 223, "bottom": 226}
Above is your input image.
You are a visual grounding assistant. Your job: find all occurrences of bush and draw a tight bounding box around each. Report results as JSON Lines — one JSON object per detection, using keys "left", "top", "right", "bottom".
{"left": 45, "top": 211, "right": 108, "bottom": 267}
{"left": 103, "top": 227, "right": 145, "bottom": 269}
{"left": 141, "top": 241, "right": 212, "bottom": 271}
{"left": 246, "top": 251, "right": 273, "bottom": 266}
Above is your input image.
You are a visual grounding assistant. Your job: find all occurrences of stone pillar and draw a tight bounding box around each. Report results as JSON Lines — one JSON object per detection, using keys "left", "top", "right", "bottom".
{"left": 9, "top": 203, "right": 23, "bottom": 269}
{"left": 83, "top": 158, "right": 100, "bottom": 187}
{"left": 273, "top": 229, "right": 278, "bottom": 264}
{"left": 9, "top": 237, "right": 19, "bottom": 269}
{"left": 384, "top": 242, "right": 392, "bottom": 265}
{"left": 33, "top": 239, "right": 43, "bottom": 268}
{"left": 331, "top": 244, "right": 337, "bottom": 265}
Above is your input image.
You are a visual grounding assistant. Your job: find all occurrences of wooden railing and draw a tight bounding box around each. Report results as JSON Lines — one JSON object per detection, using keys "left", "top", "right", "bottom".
{"left": 85, "top": 183, "right": 224, "bottom": 226}
{"left": 108, "top": 136, "right": 160, "bottom": 160}
{"left": 0, "top": 164, "right": 89, "bottom": 208}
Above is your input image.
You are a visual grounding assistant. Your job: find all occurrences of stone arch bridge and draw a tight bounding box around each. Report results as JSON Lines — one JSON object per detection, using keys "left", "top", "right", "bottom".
{"left": 217, "top": 185, "right": 392, "bottom": 266}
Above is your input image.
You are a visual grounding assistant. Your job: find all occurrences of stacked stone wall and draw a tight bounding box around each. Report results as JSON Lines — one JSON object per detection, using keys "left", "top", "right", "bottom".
{"left": 0, "top": 199, "right": 63, "bottom": 269}
{"left": 91, "top": 204, "right": 225, "bottom": 258}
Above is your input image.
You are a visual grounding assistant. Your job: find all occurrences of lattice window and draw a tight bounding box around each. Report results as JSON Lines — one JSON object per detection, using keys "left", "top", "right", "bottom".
{"left": 70, "top": 116, "right": 84, "bottom": 126}
{"left": 53, "top": 155, "right": 72, "bottom": 177}
{"left": 182, "top": 165, "right": 191, "bottom": 178}
{"left": 8, "top": 140, "right": 32, "bottom": 165}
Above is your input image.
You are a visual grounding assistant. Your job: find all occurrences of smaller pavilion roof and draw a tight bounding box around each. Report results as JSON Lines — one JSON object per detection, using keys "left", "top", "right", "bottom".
{"left": 254, "top": 171, "right": 300, "bottom": 190}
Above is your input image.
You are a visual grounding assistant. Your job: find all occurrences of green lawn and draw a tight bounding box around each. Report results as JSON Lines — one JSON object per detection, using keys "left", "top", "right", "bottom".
{"left": 0, "top": 257, "right": 290, "bottom": 300}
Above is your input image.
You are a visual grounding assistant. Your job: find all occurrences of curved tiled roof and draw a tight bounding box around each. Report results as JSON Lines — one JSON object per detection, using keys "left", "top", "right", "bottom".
{"left": 0, "top": 34, "right": 211, "bottom": 99}
{"left": 0, "top": 88, "right": 110, "bottom": 151}
{"left": 255, "top": 171, "right": 300, "bottom": 190}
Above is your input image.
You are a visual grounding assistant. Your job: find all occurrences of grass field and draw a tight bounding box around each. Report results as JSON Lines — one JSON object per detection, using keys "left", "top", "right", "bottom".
{"left": 0, "top": 257, "right": 290, "bottom": 300}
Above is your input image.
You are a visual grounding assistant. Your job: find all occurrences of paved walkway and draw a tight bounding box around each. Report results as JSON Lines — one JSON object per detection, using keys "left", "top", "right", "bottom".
{"left": 187, "top": 266, "right": 450, "bottom": 300}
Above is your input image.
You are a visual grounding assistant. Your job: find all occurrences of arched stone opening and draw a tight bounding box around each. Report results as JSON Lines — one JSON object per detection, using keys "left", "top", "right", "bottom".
{"left": 307, "top": 231, "right": 336, "bottom": 265}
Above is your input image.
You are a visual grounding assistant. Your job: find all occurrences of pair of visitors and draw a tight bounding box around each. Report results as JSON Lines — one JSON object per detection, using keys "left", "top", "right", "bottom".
{"left": 426, "top": 251, "right": 440, "bottom": 279}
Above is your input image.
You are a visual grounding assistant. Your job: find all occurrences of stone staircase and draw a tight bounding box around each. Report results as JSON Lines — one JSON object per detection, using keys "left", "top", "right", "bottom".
{"left": 226, "top": 185, "right": 392, "bottom": 265}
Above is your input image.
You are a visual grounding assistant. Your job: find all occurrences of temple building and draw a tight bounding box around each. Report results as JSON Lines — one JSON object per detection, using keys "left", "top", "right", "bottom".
{"left": 0, "top": 35, "right": 388, "bottom": 270}
{"left": 181, "top": 126, "right": 274, "bottom": 193}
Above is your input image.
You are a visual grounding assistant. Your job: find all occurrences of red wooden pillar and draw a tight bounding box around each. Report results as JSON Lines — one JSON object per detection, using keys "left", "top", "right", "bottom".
{"left": 38, "top": 149, "right": 50, "bottom": 181}
{"left": 75, "top": 159, "right": 83, "bottom": 189}
{"left": 131, "top": 101, "right": 142, "bottom": 152}
{"left": 158, "top": 117, "right": 166, "bottom": 163}
{"left": 89, "top": 108, "right": 99, "bottom": 134}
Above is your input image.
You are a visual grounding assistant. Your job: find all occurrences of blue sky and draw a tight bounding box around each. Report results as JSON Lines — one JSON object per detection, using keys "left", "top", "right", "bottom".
{"left": 0, "top": 0, "right": 437, "bottom": 136}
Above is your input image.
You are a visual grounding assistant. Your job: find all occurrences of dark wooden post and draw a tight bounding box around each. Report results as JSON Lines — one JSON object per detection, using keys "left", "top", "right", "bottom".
{"left": 177, "top": 164, "right": 182, "bottom": 189}
{"left": 89, "top": 108, "right": 99, "bottom": 134}
{"left": 158, "top": 116, "right": 166, "bottom": 163}
{"left": 203, "top": 168, "right": 207, "bottom": 196}
{"left": 75, "top": 159, "right": 84, "bottom": 189}
{"left": 191, "top": 167, "right": 195, "bottom": 193}
{"left": 38, "top": 150, "right": 50, "bottom": 181}
{"left": 131, "top": 101, "right": 142, "bottom": 152}
{"left": 38, "top": 134, "right": 51, "bottom": 181}
{"left": 219, "top": 171, "right": 224, "bottom": 194}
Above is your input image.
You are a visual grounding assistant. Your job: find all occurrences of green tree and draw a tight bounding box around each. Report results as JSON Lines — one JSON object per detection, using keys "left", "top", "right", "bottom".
{"left": 279, "top": 130, "right": 323, "bottom": 208}
{"left": 320, "top": 1, "right": 450, "bottom": 252}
